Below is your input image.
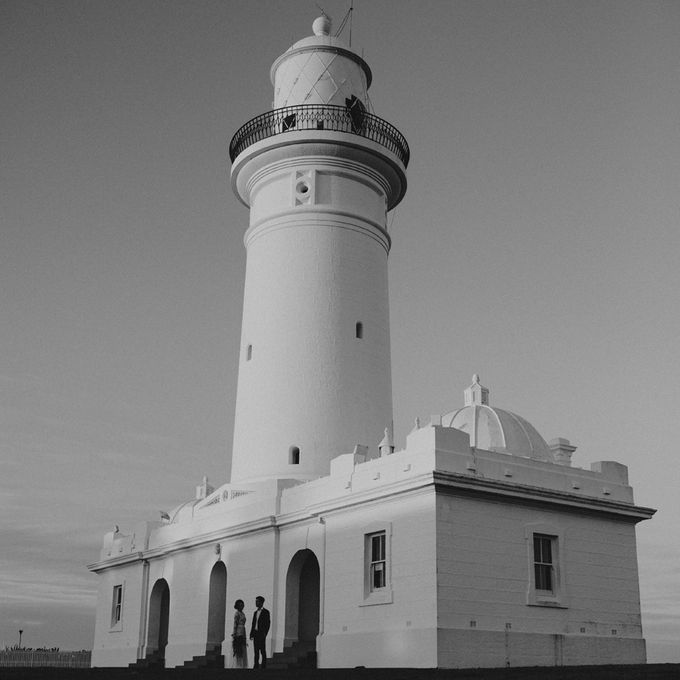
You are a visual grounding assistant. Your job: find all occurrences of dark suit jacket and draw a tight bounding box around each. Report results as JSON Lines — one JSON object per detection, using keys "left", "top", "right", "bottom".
{"left": 250, "top": 607, "right": 270, "bottom": 638}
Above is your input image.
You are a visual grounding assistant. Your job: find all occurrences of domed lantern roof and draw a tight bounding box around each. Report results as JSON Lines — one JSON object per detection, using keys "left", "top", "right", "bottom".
{"left": 442, "top": 375, "right": 554, "bottom": 462}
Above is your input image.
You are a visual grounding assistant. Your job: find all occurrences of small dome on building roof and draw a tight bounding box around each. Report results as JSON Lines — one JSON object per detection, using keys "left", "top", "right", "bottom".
{"left": 442, "top": 375, "right": 554, "bottom": 462}
{"left": 168, "top": 499, "right": 197, "bottom": 523}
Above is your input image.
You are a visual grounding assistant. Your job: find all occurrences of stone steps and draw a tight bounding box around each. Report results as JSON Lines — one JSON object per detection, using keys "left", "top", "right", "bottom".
{"left": 180, "top": 645, "right": 224, "bottom": 669}
{"left": 268, "top": 640, "right": 317, "bottom": 670}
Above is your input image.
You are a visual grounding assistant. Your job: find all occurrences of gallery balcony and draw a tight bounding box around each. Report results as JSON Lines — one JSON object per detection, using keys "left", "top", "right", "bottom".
{"left": 229, "top": 103, "right": 410, "bottom": 168}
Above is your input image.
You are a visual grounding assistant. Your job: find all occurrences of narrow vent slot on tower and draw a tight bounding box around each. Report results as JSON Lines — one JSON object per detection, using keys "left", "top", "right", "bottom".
{"left": 289, "top": 446, "right": 300, "bottom": 465}
{"left": 246, "top": 344, "right": 253, "bottom": 361}
{"left": 355, "top": 322, "right": 363, "bottom": 339}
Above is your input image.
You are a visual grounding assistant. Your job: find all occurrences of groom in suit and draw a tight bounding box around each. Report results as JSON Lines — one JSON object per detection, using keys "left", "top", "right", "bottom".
{"left": 250, "top": 595, "right": 271, "bottom": 668}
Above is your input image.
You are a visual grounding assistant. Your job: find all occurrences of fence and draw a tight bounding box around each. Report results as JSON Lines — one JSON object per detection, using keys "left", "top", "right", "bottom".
{"left": 0, "top": 649, "right": 91, "bottom": 668}
{"left": 229, "top": 103, "right": 410, "bottom": 168}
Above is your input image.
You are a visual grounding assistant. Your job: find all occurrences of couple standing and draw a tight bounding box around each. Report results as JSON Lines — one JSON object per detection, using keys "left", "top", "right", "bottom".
{"left": 231, "top": 595, "right": 270, "bottom": 669}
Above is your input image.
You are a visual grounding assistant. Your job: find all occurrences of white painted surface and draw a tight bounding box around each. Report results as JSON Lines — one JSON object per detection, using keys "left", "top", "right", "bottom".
{"left": 230, "top": 18, "right": 404, "bottom": 483}
{"left": 231, "top": 212, "right": 393, "bottom": 483}
{"left": 90, "top": 420, "right": 652, "bottom": 668}
{"left": 89, "top": 17, "right": 653, "bottom": 671}
{"left": 271, "top": 18, "right": 370, "bottom": 109}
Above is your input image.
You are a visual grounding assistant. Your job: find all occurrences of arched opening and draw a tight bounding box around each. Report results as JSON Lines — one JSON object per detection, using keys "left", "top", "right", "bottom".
{"left": 284, "top": 549, "right": 320, "bottom": 651}
{"left": 206, "top": 561, "right": 227, "bottom": 654}
{"left": 289, "top": 446, "right": 300, "bottom": 465}
{"left": 146, "top": 579, "right": 170, "bottom": 664}
{"left": 355, "top": 321, "right": 363, "bottom": 339}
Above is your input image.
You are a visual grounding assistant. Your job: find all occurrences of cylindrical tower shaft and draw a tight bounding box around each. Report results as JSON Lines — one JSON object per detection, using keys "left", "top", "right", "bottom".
{"left": 229, "top": 18, "right": 408, "bottom": 484}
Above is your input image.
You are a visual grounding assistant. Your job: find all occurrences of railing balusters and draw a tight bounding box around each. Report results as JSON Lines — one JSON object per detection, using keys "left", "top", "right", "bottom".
{"left": 229, "top": 104, "right": 409, "bottom": 167}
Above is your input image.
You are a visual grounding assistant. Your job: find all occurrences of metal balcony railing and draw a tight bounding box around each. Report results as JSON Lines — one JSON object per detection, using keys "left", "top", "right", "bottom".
{"left": 229, "top": 104, "right": 410, "bottom": 168}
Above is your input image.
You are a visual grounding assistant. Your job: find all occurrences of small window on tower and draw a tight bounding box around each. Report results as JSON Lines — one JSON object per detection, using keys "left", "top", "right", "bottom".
{"left": 355, "top": 322, "right": 363, "bottom": 339}
{"left": 246, "top": 344, "right": 252, "bottom": 361}
{"left": 289, "top": 446, "right": 300, "bottom": 465}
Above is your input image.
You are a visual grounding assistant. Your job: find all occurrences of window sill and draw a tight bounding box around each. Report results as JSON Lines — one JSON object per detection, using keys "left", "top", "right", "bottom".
{"left": 360, "top": 589, "right": 393, "bottom": 607}
{"left": 527, "top": 594, "right": 568, "bottom": 609}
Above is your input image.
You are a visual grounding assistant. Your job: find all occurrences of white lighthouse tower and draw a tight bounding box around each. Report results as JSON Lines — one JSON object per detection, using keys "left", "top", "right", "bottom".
{"left": 229, "top": 16, "right": 409, "bottom": 484}
{"left": 90, "top": 15, "right": 654, "bottom": 671}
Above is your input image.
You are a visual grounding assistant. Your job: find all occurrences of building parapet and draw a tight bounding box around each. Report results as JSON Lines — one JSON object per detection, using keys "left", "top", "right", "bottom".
{"left": 91, "top": 423, "right": 655, "bottom": 573}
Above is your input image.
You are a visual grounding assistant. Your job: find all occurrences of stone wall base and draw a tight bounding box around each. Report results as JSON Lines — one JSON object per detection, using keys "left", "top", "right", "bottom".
{"left": 437, "top": 628, "right": 646, "bottom": 668}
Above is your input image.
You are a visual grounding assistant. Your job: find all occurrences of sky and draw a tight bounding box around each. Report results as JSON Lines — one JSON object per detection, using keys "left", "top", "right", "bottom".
{"left": 2, "top": 0, "right": 678, "bottom": 662}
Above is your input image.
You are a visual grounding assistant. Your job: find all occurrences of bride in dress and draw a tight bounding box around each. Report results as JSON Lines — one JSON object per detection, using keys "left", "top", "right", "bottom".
{"left": 229, "top": 599, "right": 248, "bottom": 668}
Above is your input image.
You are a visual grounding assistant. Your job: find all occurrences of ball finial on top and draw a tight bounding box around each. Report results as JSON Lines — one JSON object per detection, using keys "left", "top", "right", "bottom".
{"left": 312, "top": 15, "right": 331, "bottom": 36}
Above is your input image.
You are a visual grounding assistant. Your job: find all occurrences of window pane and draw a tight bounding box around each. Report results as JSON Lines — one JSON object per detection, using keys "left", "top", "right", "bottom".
{"left": 535, "top": 564, "right": 552, "bottom": 591}
{"left": 533, "top": 535, "right": 542, "bottom": 560}
{"left": 372, "top": 534, "right": 385, "bottom": 561}
{"left": 534, "top": 535, "right": 553, "bottom": 564}
{"left": 372, "top": 562, "right": 385, "bottom": 589}
{"left": 542, "top": 538, "right": 552, "bottom": 563}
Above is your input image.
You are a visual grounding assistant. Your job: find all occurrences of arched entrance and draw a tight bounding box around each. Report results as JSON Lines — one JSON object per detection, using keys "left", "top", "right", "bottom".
{"left": 206, "top": 561, "right": 227, "bottom": 653}
{"left": 284, "top": 549, "right": 320, "bottom": 648}
{"left": 146, "top": 579, "right": 170, "bottom": 663}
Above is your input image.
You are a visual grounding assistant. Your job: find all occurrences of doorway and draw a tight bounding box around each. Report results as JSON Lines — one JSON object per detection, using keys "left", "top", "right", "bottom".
{"left": 284, "top": 549, "right": 320, "bottom": 647}
{"left": 146, "top": 579, "right": 170, "bottom": 662}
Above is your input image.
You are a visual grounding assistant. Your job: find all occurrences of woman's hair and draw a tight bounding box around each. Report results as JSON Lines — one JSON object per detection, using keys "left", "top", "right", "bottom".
{"left": 234, "top": 599, "right": 244, "bottom": 610}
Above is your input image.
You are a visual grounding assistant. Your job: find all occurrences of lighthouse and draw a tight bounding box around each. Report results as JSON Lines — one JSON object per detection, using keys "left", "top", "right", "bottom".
{"left": 229, "top": 15, "right": 409, "bottom": 484}
{"left": 89, "top": 15, "right": 654, "bottom": 672}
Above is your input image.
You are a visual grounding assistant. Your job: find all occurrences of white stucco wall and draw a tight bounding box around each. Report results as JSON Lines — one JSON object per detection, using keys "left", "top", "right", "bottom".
{"left": 90, "top": 423, "right": 652, "bottom": 669}
{"left": 435, "top": 492, "right": 646, "bottom": 667}
{"left": 91, "top": 563, "right": 144, "bottom": 667}
{"left": 318, "top": 489, "right": 439, "bottom": 668}
{"left": 230, "top": 157, "right": 394, "bottom": 484}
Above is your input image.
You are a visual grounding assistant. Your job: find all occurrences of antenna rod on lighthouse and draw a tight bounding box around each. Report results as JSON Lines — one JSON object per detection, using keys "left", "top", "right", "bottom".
{"left": 349, "top": 0, "right": 354, "bottom": 47}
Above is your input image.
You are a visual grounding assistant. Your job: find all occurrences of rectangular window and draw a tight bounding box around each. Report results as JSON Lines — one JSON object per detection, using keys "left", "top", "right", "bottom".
{"left": 369, "top": 532, "right": 386, "bottom": 590}
{"left": 111, "top": 584, "right": 123, "bottom": 627}
{"left": 526, "top": 525, "right": 566, "bottom": 608}
{"left": 534, "top": 534, "right": 554, "bottom": 592}
{"left": 362, "top": 525, "right": 392, "bottom": 606}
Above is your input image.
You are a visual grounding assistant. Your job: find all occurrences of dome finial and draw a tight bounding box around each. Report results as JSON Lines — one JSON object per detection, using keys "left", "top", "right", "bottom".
{"left": 312, "top": 15, "right": 332, "bottom": 36}
{"left": 465, "top": 373, "right": 489, "bottom": 406}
